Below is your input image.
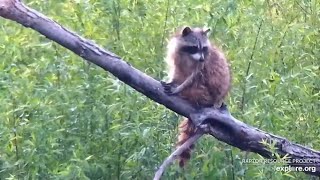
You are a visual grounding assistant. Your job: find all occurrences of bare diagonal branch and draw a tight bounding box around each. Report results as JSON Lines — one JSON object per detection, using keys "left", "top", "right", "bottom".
{"left": 154, "top": 130, "right": 205, "bottom": 180}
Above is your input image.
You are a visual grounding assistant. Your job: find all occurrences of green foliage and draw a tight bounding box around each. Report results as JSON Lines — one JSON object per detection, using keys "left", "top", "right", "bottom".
{"left": 0, "top": 0, "right": 319, "bottom": 179}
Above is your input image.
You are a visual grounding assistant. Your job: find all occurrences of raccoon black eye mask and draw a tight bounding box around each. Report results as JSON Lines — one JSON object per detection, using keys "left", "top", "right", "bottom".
{"left": 181, "top": 46, "right": 208, "bottom": 54}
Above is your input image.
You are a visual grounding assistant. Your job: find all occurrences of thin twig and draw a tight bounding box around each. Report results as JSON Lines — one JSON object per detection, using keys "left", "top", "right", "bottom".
{"left": 160, "top": 0, "right": 170, "bottom": 48}
{"left": 153, "top": 130, "right": 205, "bottom": 180}
{"left": 240, "top": 20, "right": 263, "bottom": 112}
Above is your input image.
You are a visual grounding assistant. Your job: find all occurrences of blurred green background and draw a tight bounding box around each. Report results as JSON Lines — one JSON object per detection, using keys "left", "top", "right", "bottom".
{"left": 0, "top": 0, "right": 319, "bottom": 179}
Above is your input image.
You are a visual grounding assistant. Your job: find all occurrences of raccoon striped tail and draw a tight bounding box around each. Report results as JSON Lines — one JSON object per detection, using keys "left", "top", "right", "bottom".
{"left": 176, "top": 118, "right": 196, "bottom": 167}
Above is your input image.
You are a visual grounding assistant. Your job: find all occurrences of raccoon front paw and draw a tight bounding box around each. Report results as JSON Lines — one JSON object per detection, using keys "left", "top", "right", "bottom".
{"left": 160, "top": 81, "right": 176, "bottom": 95}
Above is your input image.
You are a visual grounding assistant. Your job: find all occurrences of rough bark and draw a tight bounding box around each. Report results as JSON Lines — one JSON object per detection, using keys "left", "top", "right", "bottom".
{"left": 0, "top": 0, "right": 319, "bottom": 177}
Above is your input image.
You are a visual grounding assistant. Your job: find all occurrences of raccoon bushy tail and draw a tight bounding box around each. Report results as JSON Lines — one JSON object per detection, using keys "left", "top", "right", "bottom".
{"left": 176, "top": 118, "right": 197, "bottom": 167}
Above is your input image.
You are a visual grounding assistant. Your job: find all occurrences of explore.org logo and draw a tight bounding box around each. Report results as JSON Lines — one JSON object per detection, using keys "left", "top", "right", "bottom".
{"left": 275, "top": 166, "right": 316, "bottom": 173}
{"left": 241, "top": 158, "right": 318, "bottom": 173}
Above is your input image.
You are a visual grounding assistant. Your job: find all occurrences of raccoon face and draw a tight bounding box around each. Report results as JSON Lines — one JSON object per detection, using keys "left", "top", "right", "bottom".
{"left": 181, "top": 44, "right": 208, "bottom": 62}
{"left": 179, "top": 26, "right": 210, "bottom": 62}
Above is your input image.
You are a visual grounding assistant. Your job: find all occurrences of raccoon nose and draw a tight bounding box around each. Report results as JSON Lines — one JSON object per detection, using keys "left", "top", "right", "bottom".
{"left": 199, "top": 54, "right": 205, "bottom": 62}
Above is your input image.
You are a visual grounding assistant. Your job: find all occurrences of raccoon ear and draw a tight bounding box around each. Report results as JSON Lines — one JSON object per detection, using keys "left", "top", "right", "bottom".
{"left": 182, "top": 26, "right": 192, "bottom": 37}
{"left": 203, "top": 28, "right": 211, "bottom": 36}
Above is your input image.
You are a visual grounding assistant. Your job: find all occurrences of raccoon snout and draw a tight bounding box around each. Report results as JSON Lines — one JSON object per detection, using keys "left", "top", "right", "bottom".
{"left": 199, "top": 54, "right": 205, "bottom": 62}
{"left": 191, "top": 53, "right": 205, "bottom": 62}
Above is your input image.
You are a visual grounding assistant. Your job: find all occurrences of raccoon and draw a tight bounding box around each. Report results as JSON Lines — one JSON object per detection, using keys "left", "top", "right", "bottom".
{"left": 162, "top": 26, "right": 231, "bottom": 167}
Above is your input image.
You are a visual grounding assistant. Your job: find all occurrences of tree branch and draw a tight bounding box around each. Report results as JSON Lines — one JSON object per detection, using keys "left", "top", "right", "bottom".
{"left": 0, "top": 0, "right": 319, "bottom": 177}
{"left": 154, "top": 130, "right": 205, "bottom": 180}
